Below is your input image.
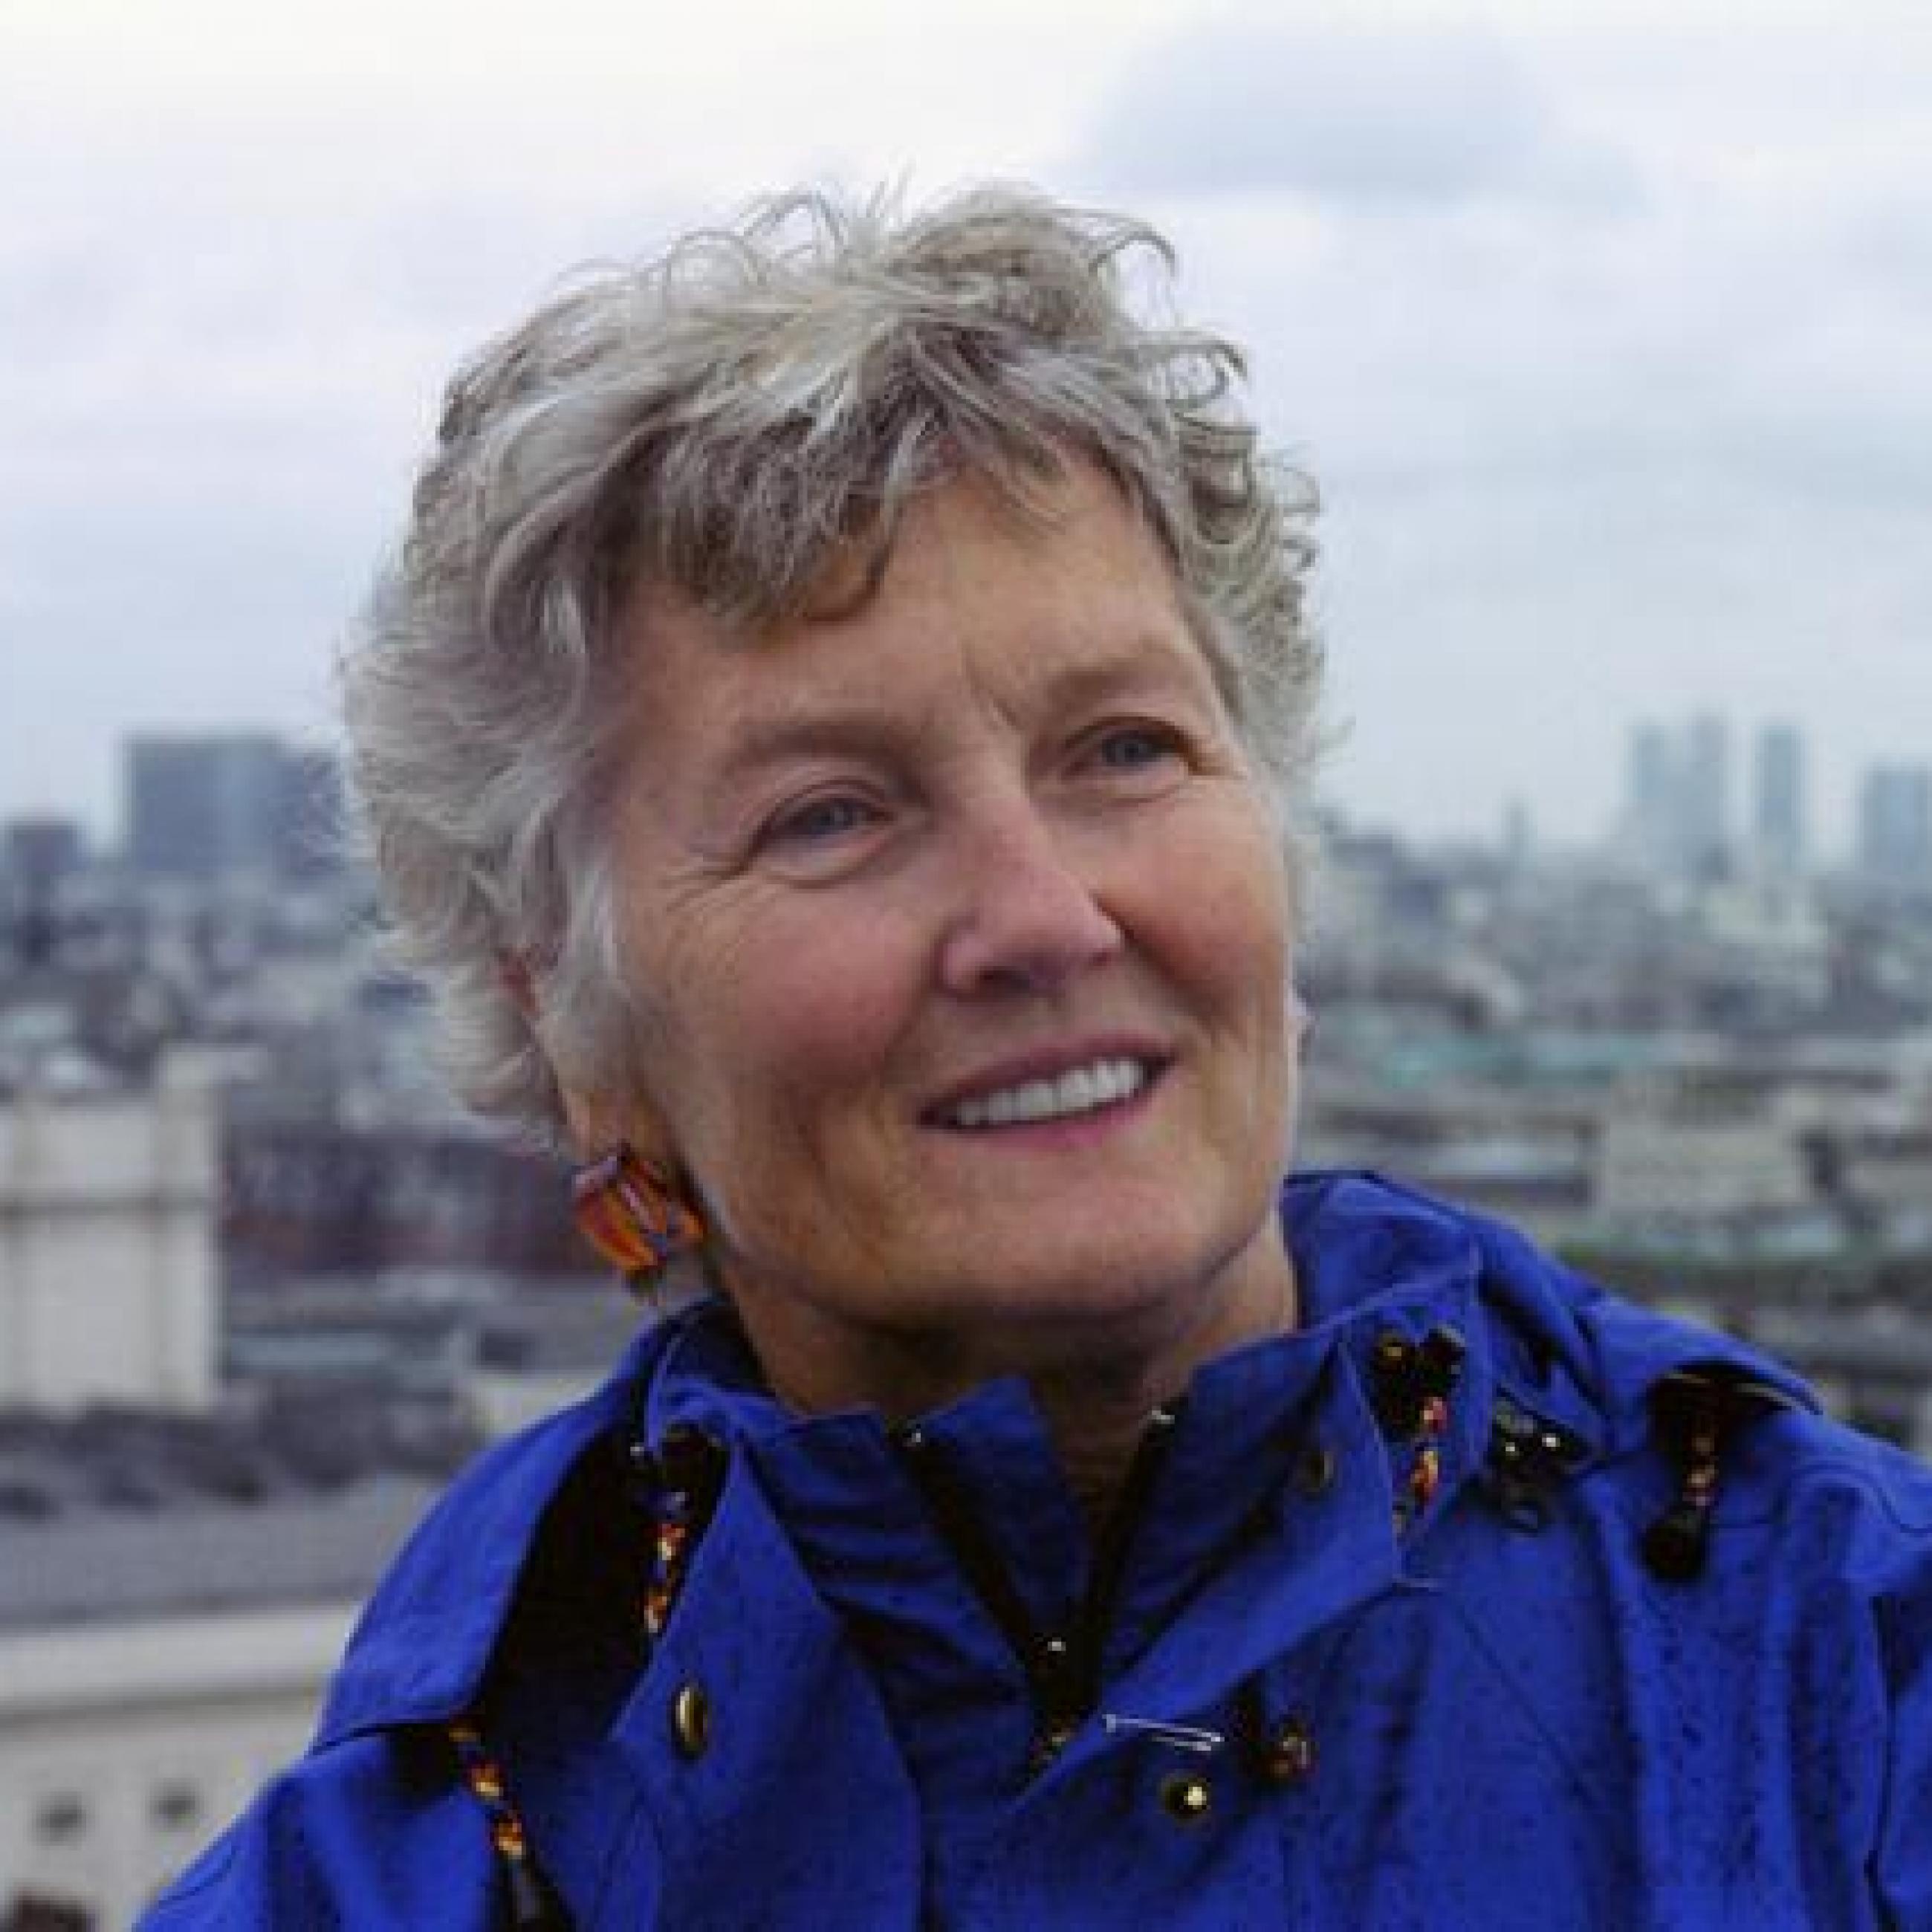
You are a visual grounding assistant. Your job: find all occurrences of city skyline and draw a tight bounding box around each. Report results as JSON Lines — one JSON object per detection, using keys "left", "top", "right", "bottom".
{"left": 6, "top": 711, "right": 1928, "bottom": 866}
{"left": 3, "top": 0, "right": 1928, "bottom": 849}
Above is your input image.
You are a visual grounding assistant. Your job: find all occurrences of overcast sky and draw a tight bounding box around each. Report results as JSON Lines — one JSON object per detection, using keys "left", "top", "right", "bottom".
{"left": 2, "top": 0, "right": 1927, "bottom": 852}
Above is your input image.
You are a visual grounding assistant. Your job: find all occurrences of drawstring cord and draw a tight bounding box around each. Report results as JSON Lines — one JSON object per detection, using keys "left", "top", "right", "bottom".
{"left": 446, "top": 1422, "right": 727, "bottom": 1931}
{"left": 894, "top": 1401, "right": 1184, "bottom": 1771}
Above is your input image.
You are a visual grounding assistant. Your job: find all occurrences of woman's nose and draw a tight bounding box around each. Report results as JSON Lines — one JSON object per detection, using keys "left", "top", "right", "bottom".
{"left": 936, "top": 798, "right": 1125, "bottom": 997}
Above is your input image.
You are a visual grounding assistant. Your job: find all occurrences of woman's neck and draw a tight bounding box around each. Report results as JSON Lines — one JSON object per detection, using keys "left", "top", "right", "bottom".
{"left": 746, "top": 1236, "right": 1299, "bottom": 1528}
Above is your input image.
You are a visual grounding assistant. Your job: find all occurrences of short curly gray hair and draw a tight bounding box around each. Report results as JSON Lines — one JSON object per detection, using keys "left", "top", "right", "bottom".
{"left": 344, "top": 184, "right": 1323, "bottom": 1145}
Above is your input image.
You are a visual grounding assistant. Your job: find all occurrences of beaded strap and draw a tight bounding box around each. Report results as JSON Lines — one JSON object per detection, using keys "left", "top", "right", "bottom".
{"left": 644, "top": 1465, "right": 699, "bottom": 1638}
{"left": 1395, "top": 1391, "right": 1450, "bottom": 1528}
{"left": 447, "top": 1720, "right": 568, "bottom": 1930}
{"left": 1367, "top": 1325, "right": 1466, "bottom": 1534}
{"left": 447, "top": 1423, "right": 724, "bottom": 1929}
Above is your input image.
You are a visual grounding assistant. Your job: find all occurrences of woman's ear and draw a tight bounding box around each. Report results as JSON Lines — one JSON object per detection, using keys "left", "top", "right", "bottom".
{"left": 558, "top": 1086, "right": 655, "bottom": 1163}
{"left": 505, "top": 954, "right": 598, "bottom": 1155}
{"left": 558, "top": 1086, "right": 609, "bottom": 1158}
{"left": 557, "top": 1066, "right": 678, "bottom": 1174}
{"left": 505, "top": 950, "right": 678, "bottom": 1168}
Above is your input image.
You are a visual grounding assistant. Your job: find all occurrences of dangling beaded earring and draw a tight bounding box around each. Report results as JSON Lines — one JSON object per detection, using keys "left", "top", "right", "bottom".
{"left": 571, "top": 1146, "right": 704, "bottom": 1298}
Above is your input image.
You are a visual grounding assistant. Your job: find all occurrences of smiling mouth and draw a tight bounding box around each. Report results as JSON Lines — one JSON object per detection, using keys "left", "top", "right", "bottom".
{"left": 933, "top": 1056, "right": 1158, "bottom": 1130}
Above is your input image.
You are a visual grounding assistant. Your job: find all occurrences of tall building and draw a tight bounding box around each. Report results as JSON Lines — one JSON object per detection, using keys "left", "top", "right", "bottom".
{"left": 1751, "top": 723, "right": 1806, "bottom": 877}
{"left": 1623, "top": 716, "right": 1733, "bottom": 876}
{"left": 1681, "top": 713, "right": 1731, "bottom": 874}
{"left": 1623, "top": 722, "right": 1681, "bottom": 871}
{"left": 1, "top": 817, "right": 86, "bottom": 899}
{"left": 1, "top": 817, "right": 88, "bottom": 965}
{"left": 1857, "top": 763, "right": 1932, "bottom": 887}
{"left": 0, "top": 1081, "right": 217, "bottom": 1412}
{"left": 123, "top": 736, "right": 340, "bottom": 886}
{"left": 1500, "top": 797, "right": 1534, "bottom": 871}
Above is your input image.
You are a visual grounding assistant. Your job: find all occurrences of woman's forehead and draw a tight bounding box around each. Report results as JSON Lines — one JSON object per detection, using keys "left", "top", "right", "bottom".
{"left": 620, "top": 464, "right": 1212, "bottom": 749}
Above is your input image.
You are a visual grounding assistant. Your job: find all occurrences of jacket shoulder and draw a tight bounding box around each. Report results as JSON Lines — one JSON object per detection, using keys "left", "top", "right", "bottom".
{"left": 1436, "top": 1177, "right": 1932, "bottom": 1564}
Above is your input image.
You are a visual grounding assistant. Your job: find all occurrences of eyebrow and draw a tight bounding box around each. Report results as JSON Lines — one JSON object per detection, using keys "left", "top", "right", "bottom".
{"left": 709, "top": 637, "right": 1218, "bottom": 791}
{"left": 708, "top": 702, "right": 926, "bottom": 793}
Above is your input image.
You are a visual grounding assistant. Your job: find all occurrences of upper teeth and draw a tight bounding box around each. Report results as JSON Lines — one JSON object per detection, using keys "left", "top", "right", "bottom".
{"left": 946, "top": 1057, "right": 1149, "bottom": 1129}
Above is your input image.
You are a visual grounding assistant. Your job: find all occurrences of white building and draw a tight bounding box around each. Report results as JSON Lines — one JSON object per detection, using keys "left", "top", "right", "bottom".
{"left": 0, "top": 1605, "right": 351, "bottom": 1928}
{"left": 0, "top": 1471, "right": 439, "bottom": 1928}
{"left": 0, "top": 1078, "right": 217, "bottom": 1411}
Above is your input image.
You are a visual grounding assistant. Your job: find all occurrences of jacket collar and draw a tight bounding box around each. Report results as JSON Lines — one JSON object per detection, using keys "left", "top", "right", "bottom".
{"left": 311, "top": 1171, "right": 1813, "bottom": 1750}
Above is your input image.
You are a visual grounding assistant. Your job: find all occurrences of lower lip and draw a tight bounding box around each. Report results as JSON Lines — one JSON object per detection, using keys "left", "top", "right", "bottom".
{"left": 930, "top": 1068, "right": 1165, "bottom": 1149}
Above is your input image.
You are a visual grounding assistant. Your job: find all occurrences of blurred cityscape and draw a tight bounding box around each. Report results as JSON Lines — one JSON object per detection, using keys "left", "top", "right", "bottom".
{"left": 3, "top": 715, "right": 1931, "bottom": 1924}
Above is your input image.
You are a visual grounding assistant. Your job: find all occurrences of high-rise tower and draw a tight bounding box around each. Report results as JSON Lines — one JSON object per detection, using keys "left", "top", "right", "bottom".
{"left": 1751, "top": 723, "right": 1806, "bottom": 877}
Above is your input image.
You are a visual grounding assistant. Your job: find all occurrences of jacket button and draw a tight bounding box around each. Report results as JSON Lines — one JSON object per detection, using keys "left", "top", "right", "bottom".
{"left": 1257, "top": 1714, "right": 1316, "bottom": 1787}
{"left": 671, "top": 1682, "right": 712, "bottom": 1760}
{"left": 1294, "top": 1442, "right": 1338, "bottom": 1497}
{"left": 1158, "top": 1771, "right": 1213, "bottom": 1824}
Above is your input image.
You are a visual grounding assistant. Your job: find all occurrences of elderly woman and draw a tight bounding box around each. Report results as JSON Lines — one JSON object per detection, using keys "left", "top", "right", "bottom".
{"left": 148, "top": 187, "right": 1928, "bottom": 1929}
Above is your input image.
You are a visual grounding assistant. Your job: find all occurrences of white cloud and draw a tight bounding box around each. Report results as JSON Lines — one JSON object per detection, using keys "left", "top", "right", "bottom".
{"left": 0, "top": 0, "right": 1927, "bottom": 852}
{"left": 1060, "top": 3, "right": 1932, "bottom": 843}
{"left": 1081, "top": 10, "right": 1636, "bottom": 212}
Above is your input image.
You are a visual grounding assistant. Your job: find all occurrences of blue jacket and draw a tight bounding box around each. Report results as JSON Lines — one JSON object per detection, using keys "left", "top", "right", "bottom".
{"left": 144, "top": 1174, "right": 1932, "bottom": 1928}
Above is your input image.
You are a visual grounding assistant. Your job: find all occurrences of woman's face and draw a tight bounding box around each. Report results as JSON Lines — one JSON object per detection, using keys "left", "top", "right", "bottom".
{"left": 589, "top": 461, "right": 1301, "bottom": 1406}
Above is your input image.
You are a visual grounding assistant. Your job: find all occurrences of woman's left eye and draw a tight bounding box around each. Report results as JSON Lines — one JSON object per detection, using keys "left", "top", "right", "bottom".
{"left": 1087, "top": 723, "right": 1185, "bottom": 774}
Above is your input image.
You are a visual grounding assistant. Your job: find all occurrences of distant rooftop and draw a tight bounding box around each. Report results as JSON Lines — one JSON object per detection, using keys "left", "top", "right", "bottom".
{"left": 0, "top": 1403, "right": 473, "bottom": 1628}
{"left": 0, "top": 1476, "right": 442, "bottom": 1628}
